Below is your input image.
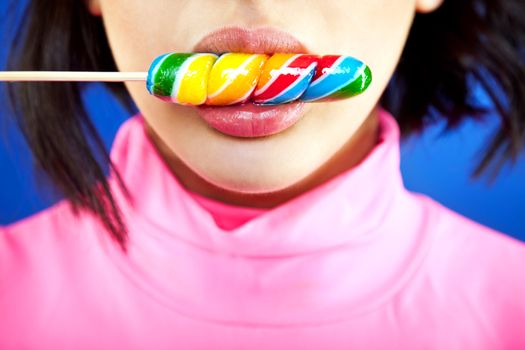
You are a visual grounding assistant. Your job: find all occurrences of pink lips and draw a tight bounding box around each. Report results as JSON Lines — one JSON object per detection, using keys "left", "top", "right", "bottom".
{"left": 192, "top": 26, "right": 310, "bottom": 138}
{"left": 193, "top": 26, "right": 309, "bottom": 55}
{"left": 197, "top": 102, "right": 306, "bottom": 138}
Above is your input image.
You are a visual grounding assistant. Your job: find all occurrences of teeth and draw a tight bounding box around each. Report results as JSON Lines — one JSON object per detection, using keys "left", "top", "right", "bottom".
{"left": 147, "top": 52, "right": 372, "bottom": 106}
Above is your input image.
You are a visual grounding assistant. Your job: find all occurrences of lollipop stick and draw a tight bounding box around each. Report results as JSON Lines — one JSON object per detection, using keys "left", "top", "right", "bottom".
{"left": 0, "top": 71, "right": 148, "bottom": 82}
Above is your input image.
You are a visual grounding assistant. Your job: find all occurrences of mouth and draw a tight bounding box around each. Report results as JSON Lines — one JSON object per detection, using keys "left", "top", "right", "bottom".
{"left": 192, "top": 26, "right": 311, "bottom": 138}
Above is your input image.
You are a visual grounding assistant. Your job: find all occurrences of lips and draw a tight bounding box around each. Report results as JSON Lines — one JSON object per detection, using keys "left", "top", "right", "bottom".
{"left": 192, "top": 26, "right": 311, "bottom": 138}
{"left": 193, "top": 26, "right": 310, "bottom": 55}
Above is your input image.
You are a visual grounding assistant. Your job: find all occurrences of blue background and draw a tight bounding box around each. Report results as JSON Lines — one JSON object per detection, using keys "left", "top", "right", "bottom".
{"left": 1, "top": 1, "right": 524, "bottom": 241}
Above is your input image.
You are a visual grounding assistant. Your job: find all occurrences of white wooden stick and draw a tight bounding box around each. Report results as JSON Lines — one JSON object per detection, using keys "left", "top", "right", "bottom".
{"left": 0, "top": 71, "right": 148, "bottom": 82}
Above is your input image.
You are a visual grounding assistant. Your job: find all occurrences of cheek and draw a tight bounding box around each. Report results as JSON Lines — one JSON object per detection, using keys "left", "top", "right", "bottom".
{"left": 98, "top": 0, "right": 215, "bottom": 72}
{"left": 311, "top": 1, "right": 415, "bottom": 89}
{"left": 360, "top": 1, "right": 416, "bottom": 79}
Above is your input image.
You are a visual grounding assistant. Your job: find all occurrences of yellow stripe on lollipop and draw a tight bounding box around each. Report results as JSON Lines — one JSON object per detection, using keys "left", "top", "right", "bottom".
{"left": 207, "top": 53, "right": 268, "bottom": 106}
{"left": 256, "top": 54, "right": 297, "bottom": 92}
{"left": 175, "top": 53, "right": 217, "bottom": 105}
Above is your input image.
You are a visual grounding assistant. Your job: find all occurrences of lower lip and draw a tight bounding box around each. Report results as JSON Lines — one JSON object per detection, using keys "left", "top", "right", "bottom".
{"left": 194, "top": 102, "right": 307, "bottom": 138}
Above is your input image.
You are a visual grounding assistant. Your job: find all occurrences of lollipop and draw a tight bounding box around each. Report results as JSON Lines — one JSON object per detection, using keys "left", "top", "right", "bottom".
{"left": 146, "top": 52, "right": 372, "bottom": 106}
{"left": 0, "top": 52, "right": 372, "bottom": 106}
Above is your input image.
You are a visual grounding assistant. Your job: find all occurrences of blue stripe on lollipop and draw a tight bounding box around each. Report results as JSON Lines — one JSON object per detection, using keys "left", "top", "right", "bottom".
{"left": 261, "top": 68, "right": 316, "bottom": 105}
{"left": 300, "top": 56, "right": 365, "bottom": 102}
{"left": 146, "top": 53, "right": 169, "bottom": 95}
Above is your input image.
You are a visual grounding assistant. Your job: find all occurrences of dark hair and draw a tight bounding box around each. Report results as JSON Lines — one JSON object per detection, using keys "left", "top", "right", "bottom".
{"left": 5, "top": 0, "right": 525, "bottom": 251}
{"left": 6, "top": 1, "right": 134, "bottom": 251}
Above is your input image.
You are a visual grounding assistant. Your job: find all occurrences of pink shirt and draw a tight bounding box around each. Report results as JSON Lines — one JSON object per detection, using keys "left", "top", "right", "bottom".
{"left": 1, "top": 108, "right": 524, "bottom": 349}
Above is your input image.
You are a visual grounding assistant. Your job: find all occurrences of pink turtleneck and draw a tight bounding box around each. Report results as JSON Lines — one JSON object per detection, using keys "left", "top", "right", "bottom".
{"left": 1, "top": 108, "right": 524, "bottom": 349}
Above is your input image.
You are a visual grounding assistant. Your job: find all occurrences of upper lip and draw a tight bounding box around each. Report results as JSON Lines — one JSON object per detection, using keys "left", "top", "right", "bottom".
{"left": 193, "top": 26, "right": 310, "bottom": 54}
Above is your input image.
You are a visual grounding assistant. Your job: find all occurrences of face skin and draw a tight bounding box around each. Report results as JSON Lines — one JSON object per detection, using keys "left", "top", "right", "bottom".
{"left": 88, "top": 0, "right": 443, "bottom": 208}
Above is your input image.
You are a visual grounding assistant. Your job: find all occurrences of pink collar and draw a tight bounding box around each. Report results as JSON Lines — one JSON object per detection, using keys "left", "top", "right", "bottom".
{"left": 104, "top": 107, "right": 430, "bottom": 325}
{"left": 109, "top": 107, "right": 409, "bottom": 257}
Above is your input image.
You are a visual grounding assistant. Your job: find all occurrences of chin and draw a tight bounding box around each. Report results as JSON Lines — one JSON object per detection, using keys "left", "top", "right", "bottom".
{"left": 198, "top": 167, "right": 307, "bottom": 195}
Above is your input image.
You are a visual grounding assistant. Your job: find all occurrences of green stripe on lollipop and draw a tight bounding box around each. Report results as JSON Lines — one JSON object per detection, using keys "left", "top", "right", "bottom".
{"left": 330, "top": 65, "right": 372, "bottom": 99}
{"left": 148, "top": 53, "right": 193, "bottom": 97}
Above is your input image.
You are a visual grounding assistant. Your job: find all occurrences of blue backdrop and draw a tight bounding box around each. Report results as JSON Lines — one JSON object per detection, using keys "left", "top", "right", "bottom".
{"left": 1, "top": 1, "right": 524, "bottom": 241}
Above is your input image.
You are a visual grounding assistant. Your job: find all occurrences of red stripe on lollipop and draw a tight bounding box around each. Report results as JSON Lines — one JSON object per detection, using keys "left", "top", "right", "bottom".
{"left": 254, "top": 55, "right": 319, "bottom": 102}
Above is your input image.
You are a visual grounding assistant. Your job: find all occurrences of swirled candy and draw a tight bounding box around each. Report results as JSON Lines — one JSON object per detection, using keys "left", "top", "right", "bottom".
{"left": 146, "top": 52, "right": 372, "bottom": 106}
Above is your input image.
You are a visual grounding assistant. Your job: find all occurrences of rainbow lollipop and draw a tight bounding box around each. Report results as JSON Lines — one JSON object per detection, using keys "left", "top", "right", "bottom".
{"left": 146, "top": 52, "right": 372, "bottom": 106}
{"left": 0, "top": 52, "right": 372, "bottom": 106}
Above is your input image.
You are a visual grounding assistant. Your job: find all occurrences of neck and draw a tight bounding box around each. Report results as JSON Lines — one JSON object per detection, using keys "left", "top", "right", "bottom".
{"left": 145, "top": 106, "right": 380, "bottom": 209}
